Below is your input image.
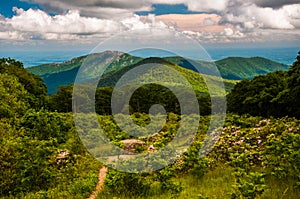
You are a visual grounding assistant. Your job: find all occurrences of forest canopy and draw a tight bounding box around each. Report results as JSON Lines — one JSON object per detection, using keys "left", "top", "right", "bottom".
{"left": 227, "top": 51, "right": 300, "bottom": 118}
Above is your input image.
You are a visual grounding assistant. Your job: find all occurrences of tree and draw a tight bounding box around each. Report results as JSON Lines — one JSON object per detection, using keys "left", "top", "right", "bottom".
{"left": 49, "top": 85, "right": 73, "bottom": 112}
{"left": 287, "top": 51, "right": 300, "bottom": 117}
{"left": 227, "top": 51, "right": 300, "bottom": 118}
{"left": 0, "top": 73, "right": 30, "bottom": 119}
{"left": 95, "top": 87, "right": 113, "bottom": 115}
{"left": 227, "top": 71, "right": 288, "bottom": 117}
{"left": 0, "top": 58, "right": 47, "bottom": 109}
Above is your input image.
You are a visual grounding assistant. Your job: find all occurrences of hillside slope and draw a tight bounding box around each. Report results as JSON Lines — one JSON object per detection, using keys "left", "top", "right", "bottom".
{"left": 166, "top": 56, "right": 289, "bottom": 80}
{"left": 97, "top": 57, "right": 236, "bottom": 95}
{"left": 216, "top": 56, "right": 289, "bottom": 80}
{"left": 28, "top": 51, "right": 142, "bottom": 94}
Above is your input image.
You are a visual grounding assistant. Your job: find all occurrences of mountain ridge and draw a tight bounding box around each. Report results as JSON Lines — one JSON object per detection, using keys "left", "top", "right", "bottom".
{"left": 27, "top": 51, "right": 289, "bottom": 94}
{"left": 165, "top": 56, "right": 289, "bottom": 80}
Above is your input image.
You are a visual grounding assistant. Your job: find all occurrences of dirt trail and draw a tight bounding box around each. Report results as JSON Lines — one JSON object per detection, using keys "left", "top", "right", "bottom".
{"left": 87, "top": 167, "right": 107, "bottom": 199}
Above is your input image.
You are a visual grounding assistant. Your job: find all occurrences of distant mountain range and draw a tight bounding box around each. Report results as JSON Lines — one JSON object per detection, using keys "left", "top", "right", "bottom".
{"left": 166, "top": 56, "right": 289, "bottom": 80}
{"left": 27, "top": 51, "right": 289, "bottom": 94}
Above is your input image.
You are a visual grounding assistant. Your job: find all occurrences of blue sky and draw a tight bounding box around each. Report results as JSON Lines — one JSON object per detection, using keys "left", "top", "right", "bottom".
{"left": 0, "top": 1, "right": 198, "bottom": 17}
{"left": 0, "top": 0, "right": 299, "bottom": 51}
{"left": 136, "top": 4, "right": 202, "bottom": 15}
{"left": 0, "top": 0, "right": 41, "bottom": 17}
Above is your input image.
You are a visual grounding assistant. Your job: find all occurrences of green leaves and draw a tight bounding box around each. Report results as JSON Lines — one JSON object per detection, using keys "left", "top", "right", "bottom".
{"left": 104, "top": 169, "right": 151, "bottom": 196}
{"left": 232, "top": 169, "right": 266, "bottom": 199}
{"left": 227, "top": 52, "right": 300, "bottom": 118}
{"left": 0, "top": 58, "right": 47, "bottom": 111}
{"left": 263, "top": 126, "right": 300, "bottom": 181}
{"left": 18, "top": 109, "right": 71, "bottom": 143}
{"left": 227, "top": 71, "right": 289, "bottom": 117}
{"left": 0, "top": 73, "right": 30, "bottom": 119}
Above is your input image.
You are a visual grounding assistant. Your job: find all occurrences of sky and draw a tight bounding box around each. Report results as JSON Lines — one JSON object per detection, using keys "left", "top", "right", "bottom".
{"left": 0, "top": 0, "right": 299, "bottom": 51}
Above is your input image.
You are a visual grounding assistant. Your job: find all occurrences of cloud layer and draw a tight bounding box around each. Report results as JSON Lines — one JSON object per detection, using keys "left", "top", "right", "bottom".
{"left": 1, "top": 0, "right": 299, "bottom": 44}
{"left": 0, "top": 7, "right": 168, "bottom": 41}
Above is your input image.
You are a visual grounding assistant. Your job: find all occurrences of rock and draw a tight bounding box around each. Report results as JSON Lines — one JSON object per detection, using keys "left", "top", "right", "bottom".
{"left": 120, "top": 139, "right": 147, "bottom": 153}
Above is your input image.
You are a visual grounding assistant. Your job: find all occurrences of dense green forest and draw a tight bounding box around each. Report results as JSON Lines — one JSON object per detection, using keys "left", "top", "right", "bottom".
{"left": 0, "top": 52, "right": 299, "bottom": 198}
{"left": 228, "top": 52, "right": 300, "bottom": 118}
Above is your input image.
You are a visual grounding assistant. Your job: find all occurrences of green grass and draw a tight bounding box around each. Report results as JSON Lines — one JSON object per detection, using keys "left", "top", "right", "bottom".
{"left": 97, "top": 165, "right": 300, "bottom": 199}
{"left": 174, "top": 166, "right": 235, "bottom": 199}
{"left": 262, "top": 175, "right": 299, "bottom": 199}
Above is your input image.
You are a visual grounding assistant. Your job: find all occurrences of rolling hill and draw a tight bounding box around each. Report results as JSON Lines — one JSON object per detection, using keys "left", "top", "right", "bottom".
{"left": 96, "top": 57, "right": 236, "bottom": 95}
{"left": 27, "top": 51, "right": 289, "bottom": 94}
{"left": 165, "top": 56, "right": 289, "bottom": 80}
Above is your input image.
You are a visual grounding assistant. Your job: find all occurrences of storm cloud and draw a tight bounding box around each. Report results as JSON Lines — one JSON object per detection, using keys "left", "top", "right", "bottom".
{"left": 252, "top": 0, "right": 300, "bottom": 8}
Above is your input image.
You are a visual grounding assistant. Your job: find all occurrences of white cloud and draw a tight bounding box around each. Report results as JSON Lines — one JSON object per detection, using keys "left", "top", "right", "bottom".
{"left": 9, "top": 8, "right": 121, "bottom": 34}
{"left": 183, "top": 27, "right": 246, "bottom": 43}
{"left": 121, "top": 14, "right": 167, "bottom": 30}
{"left": 0, "top": 31, "right": 25, "bottom": 40}
{"left": 283, "top": 4, "right": 300, "bottom": 28}
{"left": 0, "top": 8, "right": 169, "bottom": 42}
{"left": 257, "top": 7, "right": 294, "bottom": 29}
{"left": 23, "top": 0, "right": 231, "bottom": 18}
{"left": 224, "top": 28, "right": 234, "bottom": 36}
{"left": 0, "top": 7, "right": 125, "bottom": 41}
{"left": 149, "top": 0, "right": 186, "bottom": 3}
{"left": 222, "top": 4, "right": 300, "bottom": 30}
{"left": 185, "top": 0, "right": 229, "bottom": 12}
{"left": 147, "top": 14, "right": 226, "bottom": 33}
{"left": 138, "top": 0, "right": 230, "bottom": 13}
{"left": 21, "top": 0, "right": 152, "bottom": 19}
{"left": 1, "top": 1, "right": 300, "bottom": 44}
{"left": 203, "top": 18, "right": 216, "bottom": 26}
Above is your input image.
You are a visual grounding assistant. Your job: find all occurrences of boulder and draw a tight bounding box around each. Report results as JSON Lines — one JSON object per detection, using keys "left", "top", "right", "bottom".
{"left": 120, "top": 139, "right": 147, "bottom": 153}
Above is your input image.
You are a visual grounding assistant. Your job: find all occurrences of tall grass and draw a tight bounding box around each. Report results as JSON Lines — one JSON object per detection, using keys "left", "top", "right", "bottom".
{"left": 97, "top": 165, "right": 299, "bottom": 199}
